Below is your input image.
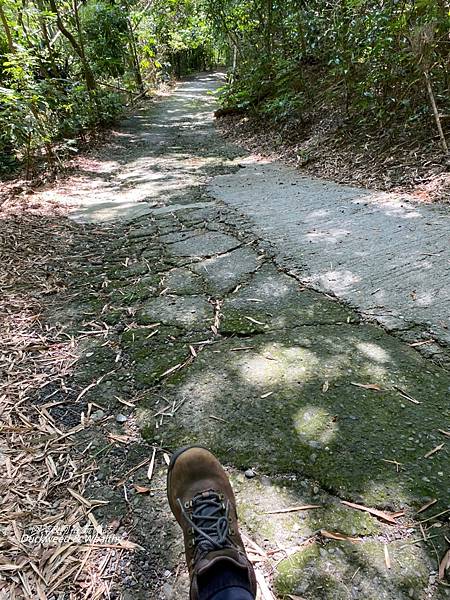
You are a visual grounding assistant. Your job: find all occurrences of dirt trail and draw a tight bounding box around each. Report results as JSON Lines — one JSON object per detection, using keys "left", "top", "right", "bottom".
{"left": 7, "top": 73, "right": 450, "bottom": 599}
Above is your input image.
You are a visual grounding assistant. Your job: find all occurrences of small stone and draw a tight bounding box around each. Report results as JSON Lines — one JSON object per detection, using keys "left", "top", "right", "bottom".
{"left": 308, "top": 440, "right": 322, "bottom": 449}
{"left": 162, "top": 583, "right": 173, "bottom": 599}
{"left": 91, "top": 410, "right": 105, "bottom": 422}
{"left": 116, "top": 413, "right": 128, "bottom": 424}
{"left": 244, "top": 468, "right": 256, "bottom": 479}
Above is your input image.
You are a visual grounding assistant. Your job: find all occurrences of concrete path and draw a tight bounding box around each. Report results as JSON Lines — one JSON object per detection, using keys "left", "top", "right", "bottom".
{"left": 34, "top": 73, "right": 450, "bottom": 600}
{"left": 210, "top": 163, "right": 450, "bottom": 356}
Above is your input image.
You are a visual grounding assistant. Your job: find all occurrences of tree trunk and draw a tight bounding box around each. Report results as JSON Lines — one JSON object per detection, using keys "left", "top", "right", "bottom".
{"left": 0, "top": 4, "right": 15, "bottom": 53}
{"left": 127, "top": 17, "right": 144, "bottom": 91}
{"left": 47, "top": 0, "right": 97, "bottom": 92}
{"left": 35, "top": 0, "right": 62, "bottom": 79}
{"left": 424, "top": 70, "right": 448, "bottom": 154}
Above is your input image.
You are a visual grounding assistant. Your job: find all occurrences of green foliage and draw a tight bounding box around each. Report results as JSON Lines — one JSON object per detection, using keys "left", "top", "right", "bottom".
{"left": 81, "top": 2, "right": 129, "bottom": 77}
{"left": 210, "top": 0, "right": 450, "bottom": 138}
{"left": 3, "top": 0, "right": 445, "bottom": 176}
{"left": 0, "top": 0, "right": 218, "bottom": 175}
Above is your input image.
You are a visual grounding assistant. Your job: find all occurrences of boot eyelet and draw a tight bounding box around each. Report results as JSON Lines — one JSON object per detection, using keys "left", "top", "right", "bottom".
{"left": 219, "top": 493, "right": 225, "bottom": 500}
{"left": 184, "top": 500, "right": 191, "bottom": 509}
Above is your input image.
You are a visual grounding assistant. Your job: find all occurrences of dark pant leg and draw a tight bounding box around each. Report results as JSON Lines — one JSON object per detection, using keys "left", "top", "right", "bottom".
{"left": 198, "top": 562, "right": 256, "bottom": 600}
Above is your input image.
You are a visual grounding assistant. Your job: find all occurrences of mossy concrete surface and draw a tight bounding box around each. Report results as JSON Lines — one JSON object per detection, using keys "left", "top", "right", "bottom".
{"left": 276, "top": 540, "right": 433, "bottom": 600}
{"left": 190, "top": 246, "right": 261, "bottom": 295}
{"left": 139, "top": 325, "right": 450, "bottom": 508}
{"left": 40, "top": 74, "right": 449, "bottom": 599}
{"left": 221, "top": 264, "right": 358, "bottom": 334}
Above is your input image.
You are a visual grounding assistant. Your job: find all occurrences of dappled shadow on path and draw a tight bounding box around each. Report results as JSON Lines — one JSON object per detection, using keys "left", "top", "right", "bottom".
{"left": 136, "top": 259, "right": 450, "bottom": 598}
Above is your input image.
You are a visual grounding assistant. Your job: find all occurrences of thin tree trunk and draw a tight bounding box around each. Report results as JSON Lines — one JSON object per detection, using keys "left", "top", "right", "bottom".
{"left": 47, "top": 0, "right": 97, "bottom": 92}
{"left": 0, "top": 4, "right": 15, "bottom": 53}
{"left": 71, "top": 0, "right": 96, "bottom": 91}
{"left": 424, "top": 70, "right": 448, "bottom": 154}
{"left": 35, "top": 0, "right": 62, "bottom": 79}
{"left": 127, "top": 17, "right": 144, "bottom": 91}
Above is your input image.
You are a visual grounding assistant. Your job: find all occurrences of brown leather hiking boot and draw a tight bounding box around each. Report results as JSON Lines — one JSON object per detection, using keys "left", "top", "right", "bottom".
{"left": 167, "top": 446, "right": 257, "bottom": 600}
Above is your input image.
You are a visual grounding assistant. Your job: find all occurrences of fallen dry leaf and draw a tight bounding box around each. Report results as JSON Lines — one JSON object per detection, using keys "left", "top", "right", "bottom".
{"left": 254, "top": 568, "right": 276, "bottom": 600}
{"left": 322, "top": 380, "right": 329, "bottom": 393}
{"left": 341, "top": 500, "right": 404, "bottom": 524}
{"left": 384, "top": 544, "right": 391, "bottom": 569}
{"left": 241, "top": 533, "right": 267, "bottom": 558}
{"left": 147, "top": 447, "right": 157, "bottom": 481}
{"left": 244, "top": 316, "right": 266, "bottom": 326}
{"left": 108, "top": 433, "right": 129, "bottom": 444}
{"left": 67, "top": 487, "right": 92, "bottom": 508}
{"left": 393, "top": 386, "right": 420, "bottom": 404}
{"left": 439, "top": 549, "right": 450, "bottom": 580}
{"left": 160, "top": 363, "right": 182, "bottom": 377}
{"left": 0, "top": 563, "right": 22, "bottom": 572}
{"left": 230, "top": 346, "right": 256, "bottom": 351}
{"left": 133, "top": 485, "right": 151, "bottom": 494}
{"left": 320, "top": 530, "right": 359, "bottom": 542}
{"left": 408, "top": 339, "right": 433, "bottom": 347}
{"left": 260, "top": 391, "right": 274, "bottom": 399}
{"left": 350, "top": 382, "right": 382, "bottom": 391}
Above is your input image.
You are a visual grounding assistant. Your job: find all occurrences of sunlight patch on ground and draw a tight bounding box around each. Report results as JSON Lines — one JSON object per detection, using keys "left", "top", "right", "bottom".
{"left": 315, "top": 270, "right": 361, "bottom": 293}
{"left": 356, "top": 342, "right": 391, "bottom": 364}
{"left": 294, "top": 405, "right": 338, "bottom": 445}
{"left": 236, "top": 344, "right": 320, "bottom": 387}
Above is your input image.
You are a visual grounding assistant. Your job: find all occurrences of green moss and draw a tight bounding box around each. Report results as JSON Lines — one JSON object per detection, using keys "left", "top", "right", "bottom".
{"left": 107, "top": 262, "right": 151, "bottom": 281}
{"left": 132, "top": 344, "right": 189, "bottom": 386}
{"left": 236, "top": 499, "right": 276, "bottom": 539}
{"left": 275, "top": 540, "right": 431, "bottom": 599}
{"left": 220, "top": 309, "right": 269, "bottom": 334}
{"left": 108, "top": 275, "right": 160, "bottom": 306}
{"left": 275, "top": 545, "right": 321, "bottom": 596}
{"left": 121, "top": 326, "right": 184, "bottom": 357}
{"left": 308, "top": 503, "right": 379, "bottom": 536}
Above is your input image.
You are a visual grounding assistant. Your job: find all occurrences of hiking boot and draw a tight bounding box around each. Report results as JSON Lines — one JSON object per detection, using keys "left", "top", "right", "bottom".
{"left": 167, "top": 446, "right": 257, "bottom": 600}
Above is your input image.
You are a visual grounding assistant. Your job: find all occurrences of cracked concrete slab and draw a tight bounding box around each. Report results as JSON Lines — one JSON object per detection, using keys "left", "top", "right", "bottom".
{"left": 140, "top": 325, "right": 450, "bottom": 508}
{"left": 191, "top": 246, "right": 261, "bottom": 295}
{"left": 167, "top": 230, "right": 242, "bottom": 257}
{"left": 209, "top": 162, "right": 450, "bottom": 348}
{"left": 276, "top": 539, "right": 433, "bottom": 600}
{"left": 161, "top": 267, "right": 205, "bottom": 295}
{"left": 221, "top": 264, "right": 357, "bottom": 333}
{"left": 136, "top": 295, "right": 213, "bottom": 329}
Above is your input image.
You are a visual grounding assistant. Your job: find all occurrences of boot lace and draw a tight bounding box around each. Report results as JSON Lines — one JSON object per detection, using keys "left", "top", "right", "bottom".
{"left": 178, "top": 491, "right": 231, "bottom": 553}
